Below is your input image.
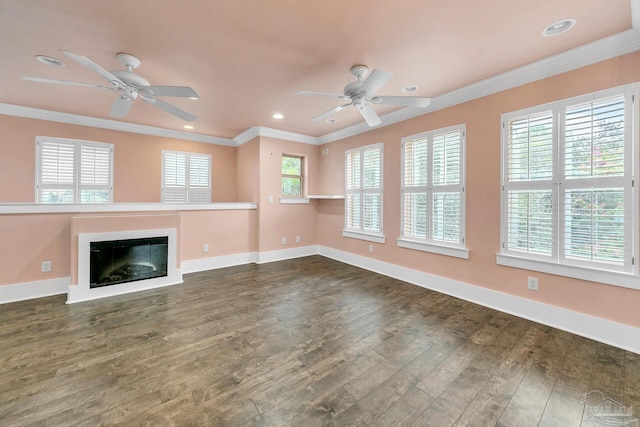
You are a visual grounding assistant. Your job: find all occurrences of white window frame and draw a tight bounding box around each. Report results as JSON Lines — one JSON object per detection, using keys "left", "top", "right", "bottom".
{"left": 161, "top": 150, "right": 211, "bottom": 203}
{"left": 398, "top": 124, "right": 468, "bottom": 259}
{"left": 497, "top": 83, "right": 640, "bottom": 290}
{"left": 343, "top": 143, "right": 385, "bottom": 243}
{"left": 281, "top": 154, "right": 309, "bottom": 203}
{"left": 35, "top": 136, "right": 114, "bottom": 204}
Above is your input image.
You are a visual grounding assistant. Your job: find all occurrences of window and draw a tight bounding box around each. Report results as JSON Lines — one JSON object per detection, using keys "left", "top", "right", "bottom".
{"left": 36, "top": 136, "right": 113, "bottom": 203}
{"left": 399, "top": 124, "right": 467, "bottom": 258}
{"left": 499, "top": 84, "right": 638, "bottom": 287}
{"left": 161, "top": 150, "right": 211, "bottom": 203}
{"left": 344, "top": 143, "right": 384, "bottom": 243}
{"left": 282, "top": 155, "right": 303, "bottom": 197}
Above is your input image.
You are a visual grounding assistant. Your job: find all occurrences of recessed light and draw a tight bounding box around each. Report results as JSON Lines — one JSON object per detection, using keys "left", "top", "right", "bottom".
{"left": 272, "top": 113, "right": 284, "bottom": 119}
{"left": 542, "top": 19, "right": 576, "bottom": 37}
{"left": 402, "top": 85, "right": 419, "bottom": 93}
{"left": 183, "top": 125, "right": 194, "bottom": 130}
{"left": 326, "top": 118, "right": 337, "bottom": 123}
{"left": 188, "top": 97, "right": 199, "bottom": 100}
{"left": 35, "top": 55, "right": 65, "bottom": 67}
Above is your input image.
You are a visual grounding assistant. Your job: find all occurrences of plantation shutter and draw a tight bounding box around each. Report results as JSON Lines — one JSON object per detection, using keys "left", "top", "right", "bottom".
{"left": 345, "top": 144, "right": 383, "bottom": 234}
{"left": 432, "top": 130, "right": 462, "bottom": 244}
{"left": 36, "top": 137, "right": 113, "bottom": 203}
{"left": 505, "top": 111, "right": 554, "bottom": 256}
{"left": 79, "top": 143, "right": 112, "bottom": 203}
{"left": 561, "top": 95, "right": 626, "bottom": 266}
{"left": 402, "top": 137, "right": 428, "bottom": 239}
{"left": 362, "top": 147, "right": 382, "bottom": 232}
{"left": 401, "top": 125, "right": 465, "bottom": 247}
{"left": 187, "top": 154, "right": 211, "bottom": 203}
{"left": 162, "top": 151, "right": 211, "bottom": 203}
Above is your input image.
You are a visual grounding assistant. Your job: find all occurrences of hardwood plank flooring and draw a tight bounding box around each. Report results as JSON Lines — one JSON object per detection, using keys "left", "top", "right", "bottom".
{"left": 1, "top": 255, "right": 639, "bottom": 426}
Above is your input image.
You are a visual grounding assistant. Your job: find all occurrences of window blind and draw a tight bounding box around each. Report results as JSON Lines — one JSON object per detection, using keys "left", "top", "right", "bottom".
{"left": 162, "top": 151, "right": 211, "bottom": 203}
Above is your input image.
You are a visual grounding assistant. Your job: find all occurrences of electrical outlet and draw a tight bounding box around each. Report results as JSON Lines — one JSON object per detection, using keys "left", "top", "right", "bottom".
{"left": 282, "top": 237, "right": 287, "bottom": 245}
{"left": 41, "top": 261, "right": 52, "bottom": 272}
{"left": 527, "top": 277, "right": 539, "bottom": 291}
{"left": 295, "top": 236, "right": 300, "bottom": 244}
{"left": 203, "top": 244, "right": 209, "bottom": 253}
{"left": 268, "top": 195, "right": 274, "bottom": 203}
{"left": 368, "top": 244, "right": 374, "bottom": 253}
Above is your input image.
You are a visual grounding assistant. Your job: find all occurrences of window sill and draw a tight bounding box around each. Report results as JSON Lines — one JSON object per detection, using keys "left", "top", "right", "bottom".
{"left": 342, "top": 230, "right": 385, "bottom": 244}
{"left": 397, "top": 238, "right": 469, "bottom": 259}
{"left": 496, "top": 253, "right": 640, "bottom": 291}
{"left": 280, "top": 197, "right": 310, "bottom": 204}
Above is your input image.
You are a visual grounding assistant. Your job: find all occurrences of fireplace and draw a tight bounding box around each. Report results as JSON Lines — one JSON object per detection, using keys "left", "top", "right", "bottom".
{"left": 90, "top": 236, "right": 169, "bottom": 288}
{"left": 70, "top": 227, "right": 182, "bottom": 303}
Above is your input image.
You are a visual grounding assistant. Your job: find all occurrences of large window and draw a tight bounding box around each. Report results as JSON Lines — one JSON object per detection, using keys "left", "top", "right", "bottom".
{"left": 344, "top": 143, "right": 384, "bottom": 243}
{"left": 161, "top": 150, "right": 211, "bottom": 203}
{"left": 36, "top": 136, "right": 113, "bottom": 203}
{"left": 282, "top": 155, "right": 303, "bottom": 197}
{"left": 399, "top": 124, "right": 467, "bottom": 258}
{"left": 499, "top": 84, "right": 638, "bottom": 287}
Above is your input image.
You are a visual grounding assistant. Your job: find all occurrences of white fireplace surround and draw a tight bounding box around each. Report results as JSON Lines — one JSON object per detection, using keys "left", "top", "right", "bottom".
{"left": 69, "top": 228, "right": 182, "bottom": 304}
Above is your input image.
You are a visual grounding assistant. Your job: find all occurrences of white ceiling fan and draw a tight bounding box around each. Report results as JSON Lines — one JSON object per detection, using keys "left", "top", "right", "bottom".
{"left": 295, "top": 65, "right": 431, "bottom": 127}
{"left": 22, "top": 50, "right": 199, "bottom": 121}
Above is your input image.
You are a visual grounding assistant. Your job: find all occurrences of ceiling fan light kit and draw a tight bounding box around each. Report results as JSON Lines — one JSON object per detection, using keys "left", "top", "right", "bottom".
{"left": 296, "top": 64, "right": 431, "bottom": 127}
{"left": 22, "top": 50, "right": 200, "bottom": 122}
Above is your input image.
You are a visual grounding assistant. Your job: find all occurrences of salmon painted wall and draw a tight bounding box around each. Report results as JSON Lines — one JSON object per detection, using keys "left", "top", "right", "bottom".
{"left": 0, "top": 116, "right": 238, "bottom": 202}
{"left": 316, "top": 51, "right": 640, "bottom": 328}
{"left": 257, "top": 137, "right": 320, "bottom": 252}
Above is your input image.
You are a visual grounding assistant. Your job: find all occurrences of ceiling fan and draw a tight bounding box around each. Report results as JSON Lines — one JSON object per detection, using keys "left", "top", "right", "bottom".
{"left": 22, "top": 50, "right": 199, "bottom": 121}
{"left": 295, "top": 65, "right": 431, "bottom": 127}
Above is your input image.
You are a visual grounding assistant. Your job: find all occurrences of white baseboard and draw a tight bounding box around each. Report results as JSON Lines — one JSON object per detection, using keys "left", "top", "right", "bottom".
{"left": 256, "top": 245, "right": 319, "bottom": 264}
{"left": 318, "top": 246, "right": 640, "bottom": 355}
{"left": 0, "top": 276, "right": 69, "bottom": 304}
{"left": 182, "top": 252, "right": 258, "bottom": 274}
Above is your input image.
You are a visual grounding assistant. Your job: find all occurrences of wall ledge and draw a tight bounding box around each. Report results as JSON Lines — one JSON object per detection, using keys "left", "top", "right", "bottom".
{"left": 0, "top": 202, "right": 257, "bottom": 214}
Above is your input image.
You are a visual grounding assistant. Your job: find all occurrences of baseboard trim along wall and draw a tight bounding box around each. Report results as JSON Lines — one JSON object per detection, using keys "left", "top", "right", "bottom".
{"left": 182, "top": 252, "right": 259, "bottom": 274}
{"left": 255, "top": 245, "right": 319, "bottom": 264}
{"left": 3, "top": 246, "right": 639, "bottom": 356}
{"left": 0, "top": 276, "right": 69, "bottom": 304}
{"left": 317, "top": 246, "right": 640, "bottom": 356}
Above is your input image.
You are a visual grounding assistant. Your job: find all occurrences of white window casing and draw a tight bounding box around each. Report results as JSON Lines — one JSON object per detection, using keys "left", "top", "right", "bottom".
{"left": 398, "top": 124, "right": 468, "bottom": 259}
{"left": 344, "top": 143, "right": 385, "bottom": 242}
{"left": 162, "top": 150, "right": 211, "bottom": 203}
{"left": 36, "top": 136, "right": 113, "bottom": 204}
{"left": 499, "top": 83, "right": 639, "bottom": 289}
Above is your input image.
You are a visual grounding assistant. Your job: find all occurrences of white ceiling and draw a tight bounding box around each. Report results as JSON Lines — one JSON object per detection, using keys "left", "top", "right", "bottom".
{"left": 0, "top": 0, "right": 637, "bottom": 143}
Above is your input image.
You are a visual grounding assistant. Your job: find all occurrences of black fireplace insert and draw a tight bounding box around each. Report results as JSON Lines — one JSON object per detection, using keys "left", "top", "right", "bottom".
{"left": 89, "top": 236, "right": 169, "bottom": 288}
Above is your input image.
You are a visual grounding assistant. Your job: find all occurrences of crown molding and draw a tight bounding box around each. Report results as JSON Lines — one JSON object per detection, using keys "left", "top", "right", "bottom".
{"left": 0, "top": 103, "right": 236, "bottom": 146}
{"left": 318, "top": 27, "right": 640, "bottom": 144}
{"left": 234, "top": 126, "right": 320, "bottom": 146}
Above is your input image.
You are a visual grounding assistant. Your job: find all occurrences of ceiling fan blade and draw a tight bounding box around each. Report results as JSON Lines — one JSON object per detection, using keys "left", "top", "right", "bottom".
{"left": 311, "top": 103, "right": 352, "bottom": 122}
{"left": 371, "top": 96, "right": 431, "bottom": 108}
{"left": 142, "top": 97, "right": 196, "bottom": 122}
{"left": 295, "top": 90, "right": 349, "bottom": 100}
{"left": 144, "top": 86, "right": 200, "bottom": 99}
{"left": 21, "top": 76, "right": 117, "bottom": 90}
{"left": 60, "top": 50, "right": 124, "bottom": 87}
{"left": 110, "top": 95, "right": 133, "bottom": 118}
{"left": 359, "top": 106, "right": 382, "bottom": 127}
{"left": 358, "top": 69, "right": 393, "bottom": 96}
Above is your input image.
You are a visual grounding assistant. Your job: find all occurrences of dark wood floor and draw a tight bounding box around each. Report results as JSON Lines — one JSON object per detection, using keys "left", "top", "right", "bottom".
{"left": 1, "top": 256, "right": 639, "bottom": 426}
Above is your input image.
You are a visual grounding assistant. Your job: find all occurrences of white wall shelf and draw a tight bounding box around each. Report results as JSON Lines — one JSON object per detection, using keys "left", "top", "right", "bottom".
{"left": 307, "top": 195, "right": 344, "bottom": 199}
{"left": 0, "top": 202, "right": 257, "bottom": 215}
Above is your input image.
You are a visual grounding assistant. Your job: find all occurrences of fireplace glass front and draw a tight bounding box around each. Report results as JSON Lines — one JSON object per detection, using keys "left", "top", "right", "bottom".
{"left": 89, "top": 236, "right": 169, "bottom": 288}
